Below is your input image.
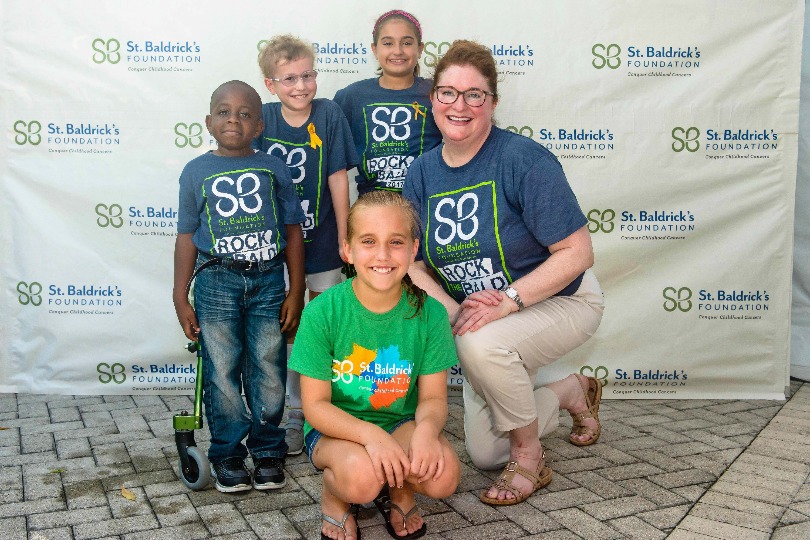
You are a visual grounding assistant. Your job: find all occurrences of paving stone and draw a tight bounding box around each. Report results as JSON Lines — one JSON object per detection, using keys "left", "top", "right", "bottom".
{"left": 79, "top": 400, "right": 137, "bottom": 413}
{"left": 523, "top": 530, "right": 589, "bottom": 540}
{"left": 636, "top": 504, "right": 692, "bottom": 529}
{"left": 772, "top": 521, "right": 810, "bottom": 539}
{"left": 608, "top": 515, "right": 667, "bottom": 540}
{"left": 627, "top": 450, "right": 693, "bottom": 472}
{"left": 235, "top": 489, "right": 315, "bottom": 515}
{"left": 52, "top": 426, "right": 120, "bottom": 441}
{"left": 748, "top": 437, "right": 810, "bottom": 465}
{"left": 93, "top": 443, "right": 131, "bottom": 466}
{"left": 728, "top": 455, "right": 808, "bottom": 484}
{"left": 648, "top": 468, "right": 716, "bottom": 489}
{"left": 113, "top": 415, "right": 151, "bottom": 433}
{"left": 672, "top": 484, "right": 712, "bottom": 502}
{"left": 439, "top": 520, "right": 530, "bottom": 540}
{"left": 616, "top": 478, "right": 686, "bottom": 506}
{"left": 779, "top": 509, "right": 810, "bottom": 525}
{"left": 658, "top": 441, "right": 721, "bottom": 458}
{"left": 55, "top": 437, "right": 92, "bottom": 459}
{"left": 598, "top": 463, "right": 664, "bottom": 481}
{"left": 0, "top": 497, "right": 66, "bottom": 518}
{"left": 64, "top": 480, "right": 108, "bottom": 509}
{"left": 107, "top": 485, "right": 152, "bottom": 518}
{"left": 27, "top": 526, "right": 74, "bottom": 539}
{"left": 690, "top": 502, "right": 778, "bottom": 532}
{"left": 566, "top": 471, "right": 633, "bottom": 499}
{"left": 678, "top": 454, "right": 732, "bottom": 477}
{"left": 20, "top": 421, "right": 83, "bottom": 436}
{"left": 678, "top": 515, "right": 770, "bottom": 540}
{"left": 711, "top": 478, "right": 793, "bottom": 506}
{"left": 0, "top": 516, "right": 26, "bottom": 540}
{"left": 18, "top": 401, "right": 49, "bottom": 419}
{"left": 444, "top": 491, "right": 502, "bottom": 525}
{"left": 244, "top": 509, "right": 302, "bottom": 539}
{"left": 197, "top": 502, "right": 252, "bottom": 536}
{"left": 100, "top": 469, "right": 177, "bottom": 491}
{"left": 60, "top": 462, "right": 136, "bottom": 485}
{"left": 21, "top": 433, "right": 55, "bottom": 454}
{"left": 72, "top": 515, "right": 160, "bottom": 539}
{"left": 581, "top": 495, "right": 657, "bottom": 520}
{"left": 547, "top": 508, "right": 624, "bottom": 539}
{"left": 28, "top": 505, "right": 113, "bottom": 530}
{"left": 423, "top": 510, "right": 481, "bottom": 534}
{"left": 121, "top": 522, "right": 211, "bottom": 540}
{"left": 719, "top": 469, "right": 799, "bottom": 495}
{"left": 151, "top": 494, "right": 202, "bottom": 527}
{"left": 48, "top": 407, "right": 81, "bottom": 423}
{"left": 547, "top": 456, "right": 611, "bottom": 474}
{"left": 23, "top": 464, "right": 70, "bottom": 501}
{"left": 793, "top": 483, "right": 810, "bottom": 502}
{"left": 790, "top": 500, "right": 810, "bottom": 516}
{"left": 494, "top": 502, "right": 560, "bottom": 534}
{"left": 700, "top": 491, "right": 783, "bottom": 518}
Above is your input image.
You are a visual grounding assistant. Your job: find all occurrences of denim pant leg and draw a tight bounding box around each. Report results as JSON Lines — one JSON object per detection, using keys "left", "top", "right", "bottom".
{"left": 242, "top": 264, "right": 288, "bottom": 459}
{"left": 194, "top": 264, "right": 252, "bottom": 463}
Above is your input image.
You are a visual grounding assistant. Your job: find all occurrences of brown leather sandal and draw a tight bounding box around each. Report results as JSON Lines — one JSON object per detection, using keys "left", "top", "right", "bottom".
{"left": 479, "top": 452, "right": 552, "bottom": 506}
{"left": 569, "top": 375, "right": 602, "bottom": 446}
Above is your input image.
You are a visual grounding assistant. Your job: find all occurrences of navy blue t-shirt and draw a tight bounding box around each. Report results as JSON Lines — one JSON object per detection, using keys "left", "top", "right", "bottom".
{"left": 334, "top": 77, "right": 441, "bottom": 195}
{"left": 177, "top": 151, "right": 305, "bottom": 261}
{"left": 255, "top": 99, "right": 358, "bottom": 273}
{"left": 403, "top": 127, "right": 586, "bottom": 302}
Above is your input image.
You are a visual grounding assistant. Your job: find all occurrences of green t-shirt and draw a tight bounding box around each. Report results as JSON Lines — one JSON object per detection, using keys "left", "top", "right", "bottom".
{"left": 289, "top": 279, "right": 458, "bottom": 434}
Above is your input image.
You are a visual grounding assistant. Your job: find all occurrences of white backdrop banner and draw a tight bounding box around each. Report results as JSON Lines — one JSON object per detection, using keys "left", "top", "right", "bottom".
{"left": 1, "top": 0, "right": 804, "bottom": 398}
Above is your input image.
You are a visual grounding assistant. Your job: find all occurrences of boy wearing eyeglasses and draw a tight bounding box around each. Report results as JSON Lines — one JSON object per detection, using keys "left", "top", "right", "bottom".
{"left": 256, "top": 34, "right": 358, "bottom": 456}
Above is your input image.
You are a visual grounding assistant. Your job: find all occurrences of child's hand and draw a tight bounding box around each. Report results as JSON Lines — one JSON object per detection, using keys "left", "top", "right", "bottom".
{"left": 279, "top": 294, "right": 304, "bottom": 334}
{"left": 174, "top": 300, "right": 200, "bottom": 341}
{"left": 364, "top": 428, "right": 411, "bottom": 488}
{"left": 407, "top": 423, "right": 445, "bottom": 483}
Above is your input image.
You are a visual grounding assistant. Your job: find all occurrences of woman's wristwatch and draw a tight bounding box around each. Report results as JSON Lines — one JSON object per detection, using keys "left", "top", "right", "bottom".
{"left": 503, "top": 287, "right": 525, "bottom": 311}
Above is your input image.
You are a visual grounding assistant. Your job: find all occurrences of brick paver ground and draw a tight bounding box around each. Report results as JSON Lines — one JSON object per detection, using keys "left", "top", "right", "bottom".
{"left": 1, "top": 380, "right": 807, "bottom": 539}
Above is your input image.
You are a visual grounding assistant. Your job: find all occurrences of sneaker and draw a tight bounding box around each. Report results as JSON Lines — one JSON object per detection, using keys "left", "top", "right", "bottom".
{"left": 253, "top": 457, "right": 286, "bottom": 490}
{"left": 211, "top": 457, "right": 252, "bottom": 493}
{"left": 284, "top": 410, "right": 305, "bottom": 456}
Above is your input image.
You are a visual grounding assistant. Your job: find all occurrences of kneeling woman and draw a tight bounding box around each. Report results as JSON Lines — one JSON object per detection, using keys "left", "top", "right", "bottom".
{"left": 403, "top": 40, "right": 605, "bottom": 506}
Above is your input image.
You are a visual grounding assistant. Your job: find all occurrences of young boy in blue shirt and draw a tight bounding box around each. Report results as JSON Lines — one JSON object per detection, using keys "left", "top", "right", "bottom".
{"left": 173, "top": 80, "right": 306, "bottom": 493}
{"left": 255, "top": 35, "right": 358, "bottom": 456}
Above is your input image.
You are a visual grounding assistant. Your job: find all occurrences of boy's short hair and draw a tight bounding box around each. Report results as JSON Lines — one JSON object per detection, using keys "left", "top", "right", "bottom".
{"left": 209, "top": 80, "right": 263, "bottom": 113}
{"left": 258, "top": 34, "right": 316, "bottom": 78}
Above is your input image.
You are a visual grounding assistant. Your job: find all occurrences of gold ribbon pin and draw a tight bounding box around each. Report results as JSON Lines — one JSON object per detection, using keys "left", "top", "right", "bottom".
{"left": 412, "top": 102, "right": 426, "bottom": 120}
{"left": 307, "top": 122, "right": 322, "bottom": 149}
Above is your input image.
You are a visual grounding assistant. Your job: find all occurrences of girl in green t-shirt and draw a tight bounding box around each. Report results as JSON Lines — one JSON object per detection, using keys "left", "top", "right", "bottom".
{"left": 290, "top": 191, "right": 460, "bottom": 540}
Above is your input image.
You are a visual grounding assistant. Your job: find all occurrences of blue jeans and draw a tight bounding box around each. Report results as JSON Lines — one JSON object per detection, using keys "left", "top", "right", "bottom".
{"left": 194, "top": 254, "right": 288, "bottom": 463}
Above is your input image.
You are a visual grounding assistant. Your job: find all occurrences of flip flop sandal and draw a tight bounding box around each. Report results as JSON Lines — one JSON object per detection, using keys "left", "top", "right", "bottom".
{"left": 373, "top": 487, "right": 427, "bottom": 539}
{"left": 479, "top": 452, "right": 553, "bottom": 506}
{"left": 321, "top": 504, "right": 361, "bottom": 540}
{"left": 569, "top": 375, "right": 603, "bottom": 447}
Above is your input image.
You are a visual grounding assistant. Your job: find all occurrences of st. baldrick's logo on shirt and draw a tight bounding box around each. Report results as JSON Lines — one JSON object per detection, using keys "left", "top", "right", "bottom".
{"left": 426, "top": 181, "right": 510, "bottom": 297}
{"left": 210, "top": 170, "right": 278, "bottom": 261}
{"left": 364, "top": 102, "right": 427, "bottom": 189}
{"left": 263, "top": 140, "right": 317, "bottom": 237}
{"left": 332, "top": 344, "right": 413, "bottom": 410}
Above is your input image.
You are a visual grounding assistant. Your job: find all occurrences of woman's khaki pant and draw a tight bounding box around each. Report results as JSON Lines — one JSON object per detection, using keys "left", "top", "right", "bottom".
{"left": 455, "top": 270, "right": 604, "bottom": 469}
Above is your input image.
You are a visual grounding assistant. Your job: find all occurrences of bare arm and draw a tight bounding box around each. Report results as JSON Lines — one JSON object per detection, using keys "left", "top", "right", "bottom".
{"left": 173, "top": 233, "right": 199, "bottom": 341}
{"left": 454, "top": 226, "right": 594, "bottom": 335}
{"left": 280, "top": 224, "right": 305, "bottom": 333}
{"left": 407, "top": 260, "right": 461, "bottom": 322}
{"left": 409, "top": 370, "right": 450, "bottom": 482}
{"left": 327, "top": 169, "right": 350, "bottom": 262}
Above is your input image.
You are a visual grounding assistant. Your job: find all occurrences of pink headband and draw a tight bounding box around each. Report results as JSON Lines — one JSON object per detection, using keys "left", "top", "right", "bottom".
{"left": 373, "top": 10, "right": 422, "bottom": 40}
